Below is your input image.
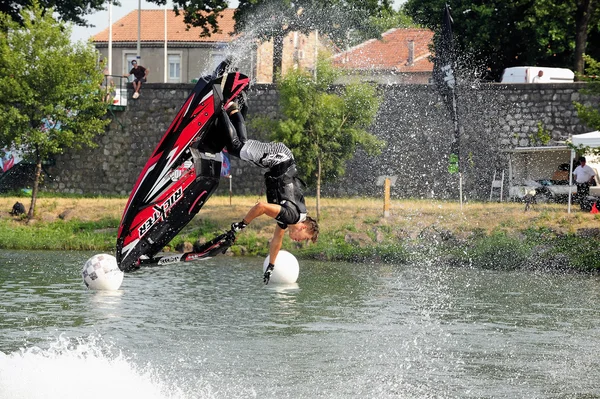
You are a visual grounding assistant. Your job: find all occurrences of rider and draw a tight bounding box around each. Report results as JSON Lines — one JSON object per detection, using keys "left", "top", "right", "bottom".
{"left": 221, "top": 102, "right": 319, "bottom": 284}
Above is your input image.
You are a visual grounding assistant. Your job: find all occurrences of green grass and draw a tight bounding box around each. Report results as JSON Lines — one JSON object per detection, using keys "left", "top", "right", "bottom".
{"left": 0, "top": 191, "right": 128, "bottom": 199}
{"left": 465, "top": 233, "right": 531, "bottom": 270}
{"left": 2, "top": 195, "right": 600, "bottom": 273}
{"left": 0, "top": 218, "right": 120, "bottom": 251}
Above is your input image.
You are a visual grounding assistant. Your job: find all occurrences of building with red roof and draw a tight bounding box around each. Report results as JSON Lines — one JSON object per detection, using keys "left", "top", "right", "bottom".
{"left": 92, "top": 10, "right": 432, "bottom": 86}
{"left": 333, "top": 28, "right": 434, "bottom": 84}
{"left": 92, "top": 8, "right": 331, "bottom": 85}
{"left": 93, "top": 9, "right": 251, "bottom": 84}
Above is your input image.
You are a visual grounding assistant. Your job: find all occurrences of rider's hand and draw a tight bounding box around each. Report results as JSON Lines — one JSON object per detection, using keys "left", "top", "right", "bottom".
{"left": 231, "top": 220, "right": 248, "bottom": 233}
{"left": 263, "top": 263, "right": 275, "bottom": 284}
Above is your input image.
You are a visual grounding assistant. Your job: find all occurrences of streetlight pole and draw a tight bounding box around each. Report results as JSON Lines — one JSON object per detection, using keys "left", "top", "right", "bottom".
{"left": 164, "top": 5, "right": 168, "bottom": 82}
{"left": 108, "top": 0, "right": 113, "bottom": 75}
{"left": 137, "top": 0, "right": 141, "bottom": 62}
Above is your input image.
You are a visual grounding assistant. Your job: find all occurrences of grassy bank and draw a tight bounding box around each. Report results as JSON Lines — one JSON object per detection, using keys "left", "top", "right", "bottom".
{"left": 1, "top": 195, "right": 599, "bottom": 271}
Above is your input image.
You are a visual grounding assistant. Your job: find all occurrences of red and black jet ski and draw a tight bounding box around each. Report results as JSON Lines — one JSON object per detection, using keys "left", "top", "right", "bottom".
{"left": 116, "top": 61, "right": 249, "bottom": 272}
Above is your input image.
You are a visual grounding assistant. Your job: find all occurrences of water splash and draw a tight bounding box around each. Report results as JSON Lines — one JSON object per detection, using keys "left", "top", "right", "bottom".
{"left": 0, "top": 335, "right": 190, "bottom": 399}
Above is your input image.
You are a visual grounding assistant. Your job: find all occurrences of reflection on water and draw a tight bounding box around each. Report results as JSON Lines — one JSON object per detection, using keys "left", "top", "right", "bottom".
{"left": 1, "top": 250, "right": 600, "bottom": 398}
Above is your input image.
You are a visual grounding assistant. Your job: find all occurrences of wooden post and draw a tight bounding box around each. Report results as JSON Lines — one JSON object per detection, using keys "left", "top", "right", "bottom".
{"left": 229, "top": 175, "right": 232, "bottom": 206}
{"left": 383, "top": 177, "right": 391, "bottom": 217}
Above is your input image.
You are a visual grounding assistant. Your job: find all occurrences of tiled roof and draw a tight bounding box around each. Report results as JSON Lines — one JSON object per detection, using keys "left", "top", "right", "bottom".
{"left": 92, "top": 8, "right": 236, "bottom": 43}
{"left": 333, "top": 28, "right": 434, "bottom": 72}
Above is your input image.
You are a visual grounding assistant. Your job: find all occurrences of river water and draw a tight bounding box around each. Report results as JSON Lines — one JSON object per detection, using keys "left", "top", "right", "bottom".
{"left": 1, "top": 250, "right": 599, "bottom": 398}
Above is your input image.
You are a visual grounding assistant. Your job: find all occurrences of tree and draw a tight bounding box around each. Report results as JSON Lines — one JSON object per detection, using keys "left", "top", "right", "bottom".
{"left": 0, "top": 0, "right": 108, "bottom": 27}
{"left": 368, "top": 5, "right": 417, "bottom": 35}
{"left": 2, "top": 0, "right": 229, "bottom": 36}
{"left": 574, "top": 0, "right": 598, "bottom": 74}
{"left": 574, "top": 55, "right": 600, "bottom": 130}
{"left": 0, "top": 3, "right": 110, "bottom": 219}
{"left": 3, "top": 1, "right": 232, "bottom": 37}
{"left": 233, "top": 0, "right": 389, "bottom": 80}
{"left": 403, "top": 0, "right": 600, "bottom": 80}
{"left": 147, "top": 0, "right": 229, "bottom": 37}
{"left": 253, "top": 56, "right": 384, "bottom": 219}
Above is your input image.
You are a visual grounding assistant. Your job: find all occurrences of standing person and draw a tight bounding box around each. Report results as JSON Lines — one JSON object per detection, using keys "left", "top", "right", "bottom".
{"left": 573, "top": 156, "right": 596, "bottom": 210}
{"left": 124, "top": 60, "right": 148, "bottom": 99}
{"left": 223, "top": 102, "right": 319, "bottom": 284}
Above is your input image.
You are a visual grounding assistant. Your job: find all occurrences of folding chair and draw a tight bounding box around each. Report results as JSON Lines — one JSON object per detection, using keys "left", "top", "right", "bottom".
{"left": 489, "top": 170, "right": 504, "bottom": 202}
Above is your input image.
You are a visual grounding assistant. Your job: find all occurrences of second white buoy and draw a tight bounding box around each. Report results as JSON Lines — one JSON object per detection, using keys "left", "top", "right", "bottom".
{"left": 263, "top": 250, "right": 299, "bottom": 284}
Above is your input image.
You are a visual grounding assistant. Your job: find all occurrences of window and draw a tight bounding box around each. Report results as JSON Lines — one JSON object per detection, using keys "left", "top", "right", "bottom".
{"left": 211, "top": 51, "right": 227, "bottom": 71}
{"left": 168, "top": 54, "right": 181, "bottom": 83}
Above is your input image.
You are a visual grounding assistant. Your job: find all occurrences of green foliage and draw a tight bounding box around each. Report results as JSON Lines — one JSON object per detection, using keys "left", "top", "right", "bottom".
{"left": 163, "top": 0, "right": 229, "bottom": 37}
{"left": 369, "top": 7, "right": 416, "bottom": 33}
{"left": 2, "top": 0, "right": 108, "bottom": 27}
{"left": 574, "top": 55, "right": 600, "bottom": 131}
{"left": 529, "top": 121, "right": 551, "bottom": 145}
{"left": 363, "top": 216, "right": 380, "bottom": 224}
{"left": 548, "top": 235, "right": 600, "bottom": 271}
{"left": 0, "top": 218, "right": 119, "bottom": 250}
{"left": 580, "top": 54, "right": 600, "bottom": 78}
{"left": 464, "top": 233, "right": 531, "bottom": 270}
{"left": 0, "top": 2, "right": 110, "bottom": 217}
{"left": 403, "top": 0, "right": 599, "bottom": 80}
{"left": 268, "top": 55, "right": 384, "bottom": 187}
{"left": 0, "top": 191, "right": 128, "bottom": 199}
{"left": 0, "top": 3, "right": 109, "bottom": 162}
{"left": 575, "top": 102, "right": 600, "bottom": 131}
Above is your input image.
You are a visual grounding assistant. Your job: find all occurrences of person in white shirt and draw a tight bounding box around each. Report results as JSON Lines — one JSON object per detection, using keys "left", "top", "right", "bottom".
{"left": 573, "top": 156, "right": 596, "bottom": 209}
{"left": 532, "top": 70, "right": 545, "bottom": 83}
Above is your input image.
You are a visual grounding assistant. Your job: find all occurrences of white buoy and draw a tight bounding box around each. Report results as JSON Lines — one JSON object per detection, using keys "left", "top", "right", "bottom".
{"left": 82, "top": 254, "right": 124, "bottom": 291}
{"left": 263, "top": 250, "right": 299, "bottom": 284}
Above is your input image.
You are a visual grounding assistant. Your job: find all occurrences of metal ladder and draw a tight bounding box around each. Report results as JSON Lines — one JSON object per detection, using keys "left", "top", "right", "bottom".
{"left": 489, "top": 170, "right": 505, "bottom": 202}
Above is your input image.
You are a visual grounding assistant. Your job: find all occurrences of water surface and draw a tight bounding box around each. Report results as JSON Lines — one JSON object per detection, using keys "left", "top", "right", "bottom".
{"left": 1, "top": 250, "right": 599, "bottom": 398}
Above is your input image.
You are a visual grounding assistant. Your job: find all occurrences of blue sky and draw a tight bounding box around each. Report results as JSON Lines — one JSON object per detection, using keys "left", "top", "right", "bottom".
{"left": 70, "top": 0, "right": 407, "bottom": 43}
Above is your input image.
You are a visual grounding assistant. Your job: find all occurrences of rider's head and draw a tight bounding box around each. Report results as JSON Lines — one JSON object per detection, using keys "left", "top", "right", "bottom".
{"left": 288, "top": 217, "right": 319, "bottom": 243}
{"left": 303, "top": 216, "right": 319, "bottom": 243}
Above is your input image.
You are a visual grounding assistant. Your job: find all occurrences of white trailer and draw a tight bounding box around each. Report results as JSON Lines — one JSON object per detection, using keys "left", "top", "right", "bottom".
{"left": 501, "top": 66, "right": 575, "bottom": 83}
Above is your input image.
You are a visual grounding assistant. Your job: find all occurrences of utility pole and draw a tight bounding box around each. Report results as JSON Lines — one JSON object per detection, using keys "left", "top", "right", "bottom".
{"left": 137, "top": 0, "right": 141, "bottom": 63}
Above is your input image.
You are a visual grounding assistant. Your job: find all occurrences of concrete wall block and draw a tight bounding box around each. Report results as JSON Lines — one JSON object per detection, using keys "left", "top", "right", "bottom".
{"left": 525, "top": 119, "right": 537, "bottom": 127}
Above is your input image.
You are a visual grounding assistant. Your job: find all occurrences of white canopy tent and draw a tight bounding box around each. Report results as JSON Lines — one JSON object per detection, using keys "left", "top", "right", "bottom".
{"left": 504, "top": 146, "right": 573, "bottom": 201}
{"left": 568, "top": 131, "right": 600, "bottom": 213}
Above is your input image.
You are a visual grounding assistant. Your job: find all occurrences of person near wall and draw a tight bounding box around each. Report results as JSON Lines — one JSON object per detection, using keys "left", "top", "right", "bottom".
{"left": 124, "top": 60, "right": 149, "bottom": 99}
{"left": 532, "top": 70, "right": 545, "bottom": 83}
{"left": 573, "top": 156, "right": 596, "bottom": 210}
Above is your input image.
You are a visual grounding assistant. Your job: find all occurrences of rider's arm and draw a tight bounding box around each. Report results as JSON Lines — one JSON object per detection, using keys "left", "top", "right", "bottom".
{"left": 242, "top": 201, "right": 281, "bottom": 224}
{"left": 269, "top": 224, "right": 286, "bottom": 265}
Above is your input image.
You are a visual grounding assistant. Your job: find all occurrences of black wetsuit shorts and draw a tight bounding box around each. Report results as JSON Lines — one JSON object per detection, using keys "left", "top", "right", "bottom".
{"left": 274, "top": 201, "right": 301, "bottom": 229}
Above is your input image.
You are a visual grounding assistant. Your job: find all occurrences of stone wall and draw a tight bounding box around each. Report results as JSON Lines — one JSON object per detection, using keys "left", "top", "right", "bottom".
{"left": 47, "top": 83, "right": 279, "bottom": 197}
{"left": 46, "top": 81, "right": 599, "bottom": 200}
{"left": 322, "top": 82, "right": 597, "bottom": 200}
